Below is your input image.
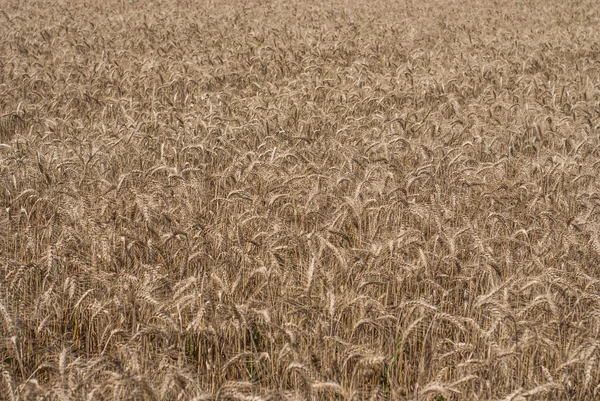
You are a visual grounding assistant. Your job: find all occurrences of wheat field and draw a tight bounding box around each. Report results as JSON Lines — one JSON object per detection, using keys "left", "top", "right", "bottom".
{"left": 1, "top": 0, "right": 600, "bottom": 399}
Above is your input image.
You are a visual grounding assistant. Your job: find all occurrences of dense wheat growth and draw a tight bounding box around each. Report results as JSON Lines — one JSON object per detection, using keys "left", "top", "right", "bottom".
{"left": 1, "top": 0, "right": 600, "bottom": 399}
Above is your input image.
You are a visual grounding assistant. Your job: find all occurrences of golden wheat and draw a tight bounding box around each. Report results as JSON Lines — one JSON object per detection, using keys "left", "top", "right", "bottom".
{"left": 1, "top": 0, "right": 600, "bottom": 399}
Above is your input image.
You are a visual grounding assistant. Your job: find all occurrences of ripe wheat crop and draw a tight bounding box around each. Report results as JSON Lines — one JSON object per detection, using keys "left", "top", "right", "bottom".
{"left": 1, "top": 0, "right": 600, "bottom": 400}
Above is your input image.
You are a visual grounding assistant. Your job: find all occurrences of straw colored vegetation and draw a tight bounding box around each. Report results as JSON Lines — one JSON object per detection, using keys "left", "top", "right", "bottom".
{"left": 1, "top": 0, "right": 600, "bottom": 399}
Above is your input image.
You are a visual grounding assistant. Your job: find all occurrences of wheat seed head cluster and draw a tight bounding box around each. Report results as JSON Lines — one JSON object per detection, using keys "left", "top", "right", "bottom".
{"left": 1, "top": 0, "right": 600, "bottom": 400}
